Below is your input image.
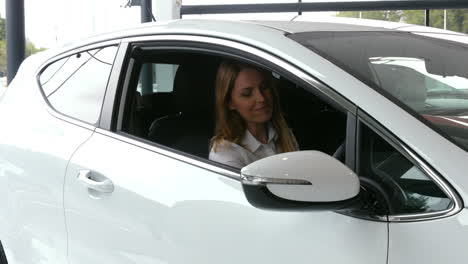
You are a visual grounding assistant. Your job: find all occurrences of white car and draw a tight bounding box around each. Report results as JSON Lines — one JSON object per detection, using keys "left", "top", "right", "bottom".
{"left": 0, "top": 18, "right": 467, "bottom": 264}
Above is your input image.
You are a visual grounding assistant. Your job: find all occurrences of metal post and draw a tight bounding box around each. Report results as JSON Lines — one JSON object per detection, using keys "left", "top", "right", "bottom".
{"left": 6, "top": 0, "right": 25, "bottom": 85}
{"left": 425, "top": 9, "right": 430, "bottom": 26}
{"left": 140, "top": 0, "right": 153, "bottom": 23}
{"left": 298, "top": 0, "right": 302, "bottom": 15}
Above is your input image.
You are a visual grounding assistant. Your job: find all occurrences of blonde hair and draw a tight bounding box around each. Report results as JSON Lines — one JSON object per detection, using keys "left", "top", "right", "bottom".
{"left": 211, "top": 60, "right": 297, "bottom": 153}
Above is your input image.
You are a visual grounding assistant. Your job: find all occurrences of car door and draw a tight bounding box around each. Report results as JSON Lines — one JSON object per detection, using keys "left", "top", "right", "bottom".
{"left": 63, "top": 36, "right": 389, "bottom": 264}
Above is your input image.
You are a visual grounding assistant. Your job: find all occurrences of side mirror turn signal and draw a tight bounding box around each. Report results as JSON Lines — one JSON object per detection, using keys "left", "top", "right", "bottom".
{"left": 241, "top": 151, "right": 360, "bottom": 211}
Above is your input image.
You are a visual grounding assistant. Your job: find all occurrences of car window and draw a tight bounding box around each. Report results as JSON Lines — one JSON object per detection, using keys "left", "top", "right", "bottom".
{"left": 39, "top": 46, "right": 118, "bottom": 124}
{"left": 358, "top": 120, "right": 452, "bottom": 215}
{"left": 289, "top": 31, "right": 468, "bottom": 151}
{"left": 122, "top": 51, "right": 220, "bottom": 156}
{"left": 120, "top": 48, "right": 348, "bottom": 168}
{"left": 137, "top": 63, "right": 179, "bottom": 94}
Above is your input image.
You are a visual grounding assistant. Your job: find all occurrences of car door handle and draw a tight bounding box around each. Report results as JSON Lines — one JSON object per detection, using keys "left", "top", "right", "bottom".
{"left": 77, "top": 170, "right": 114, "bottom": 193}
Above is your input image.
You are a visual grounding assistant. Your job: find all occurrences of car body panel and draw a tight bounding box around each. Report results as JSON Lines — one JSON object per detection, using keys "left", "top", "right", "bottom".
{"left": 64, "top": 131, "right": 388, "bottom": 264}
{"left": 0, "top": 54, "right": 95, "bottom": 263}
{"left": 389, "top": 208, "right": 468, "bottom": 264}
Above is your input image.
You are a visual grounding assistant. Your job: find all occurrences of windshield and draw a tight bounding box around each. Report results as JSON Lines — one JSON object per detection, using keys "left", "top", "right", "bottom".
{"left": 289, "top": 31, "right": 468, "bottom": 151}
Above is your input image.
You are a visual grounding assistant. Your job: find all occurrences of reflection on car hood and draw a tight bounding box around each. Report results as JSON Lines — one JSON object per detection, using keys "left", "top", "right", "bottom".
{"left": 423, "top": 115, "right": 468, "bottom": 128}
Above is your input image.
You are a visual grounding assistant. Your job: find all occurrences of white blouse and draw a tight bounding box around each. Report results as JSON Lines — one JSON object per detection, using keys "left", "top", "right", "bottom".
{"left": 209, "top": 125, "right": 278, "bottom": 169}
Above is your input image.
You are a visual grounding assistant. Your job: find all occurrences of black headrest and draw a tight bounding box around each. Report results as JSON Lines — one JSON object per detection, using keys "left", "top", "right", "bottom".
{"left": 173, "top": 62, "right": 218, "bottom": 114}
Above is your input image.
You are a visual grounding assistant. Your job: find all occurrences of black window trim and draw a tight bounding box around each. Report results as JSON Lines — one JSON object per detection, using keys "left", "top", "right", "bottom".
{"left": 99, "top": 41, "right": 130, "bottom": 130}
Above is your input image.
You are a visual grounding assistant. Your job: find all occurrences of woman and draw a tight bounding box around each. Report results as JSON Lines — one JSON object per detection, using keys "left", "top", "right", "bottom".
{"left": 209, "top": 60, "right": 298, "bottom": 169}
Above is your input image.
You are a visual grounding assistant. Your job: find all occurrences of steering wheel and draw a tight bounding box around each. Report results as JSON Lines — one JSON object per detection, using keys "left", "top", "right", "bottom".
{"left": 358, "top": 177, "right": 394, "bottom": 215}
{"left": 333, "top": 141, "right": 408, "bottom": 214}
{"left": 377, "top": 170, "right": 409, "bottom": 210}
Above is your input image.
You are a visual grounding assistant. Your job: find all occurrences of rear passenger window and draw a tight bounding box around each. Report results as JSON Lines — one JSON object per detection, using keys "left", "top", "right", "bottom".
{"left": 39, "top": 46, "right": 118, "bottom": 124}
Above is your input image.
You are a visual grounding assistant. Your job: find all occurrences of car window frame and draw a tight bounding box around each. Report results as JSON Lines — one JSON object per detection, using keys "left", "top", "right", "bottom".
{"left": 97, "top": 34, "right": 360, "bottom": 209}
{"left": 36, "top": 40, "right": 121, "bottom": 129}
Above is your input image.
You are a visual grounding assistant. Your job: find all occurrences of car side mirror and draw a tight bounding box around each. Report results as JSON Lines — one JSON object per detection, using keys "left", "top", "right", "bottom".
{"left": 240, "top": 151, "right": 360, "bottom": 211}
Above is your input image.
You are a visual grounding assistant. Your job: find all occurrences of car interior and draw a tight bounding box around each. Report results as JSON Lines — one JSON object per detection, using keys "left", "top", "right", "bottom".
{"left": 122, "top": 49, "right": 347, "bottom": 165}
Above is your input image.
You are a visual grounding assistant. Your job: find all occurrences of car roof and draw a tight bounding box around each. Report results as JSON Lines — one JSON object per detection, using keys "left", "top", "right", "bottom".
{"left": 256, "top": 16, "right": 467, "bottom": 34}
{"left": 52, "top": 17, "right": 466, "bottom": 54}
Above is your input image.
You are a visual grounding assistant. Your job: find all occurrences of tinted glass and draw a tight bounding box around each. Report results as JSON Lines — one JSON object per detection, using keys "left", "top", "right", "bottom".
{"left": 289, "top": 31, "right": 468, "bottom": 151}
{"left": 358, "top": 122, "right": 452, "bottom": 215}
{"left": 40, "top": 46, "right": 118, "bottom": 124}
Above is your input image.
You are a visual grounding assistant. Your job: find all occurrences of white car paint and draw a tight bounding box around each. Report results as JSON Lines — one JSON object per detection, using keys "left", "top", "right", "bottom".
{"left": 241, "top": 151, "right": 360, "bottom": 202}
{"left": 64, "top": 131, "right": 387, "bottom": 264}
{"left": 389, "top": 209, "right": 468, "bottom": 263}
{"left": 0, "top": 54, "right": 94, "bottom": 263}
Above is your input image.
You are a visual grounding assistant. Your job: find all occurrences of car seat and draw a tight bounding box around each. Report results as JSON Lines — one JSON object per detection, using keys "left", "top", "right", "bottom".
{"left": 147, "top": 61, "right": 218, "bottom": 158}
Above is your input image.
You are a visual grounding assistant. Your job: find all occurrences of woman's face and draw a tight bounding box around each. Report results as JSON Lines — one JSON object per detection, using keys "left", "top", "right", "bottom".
{"left": 229, "top": 68, "right": 273, "bottom": 126}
